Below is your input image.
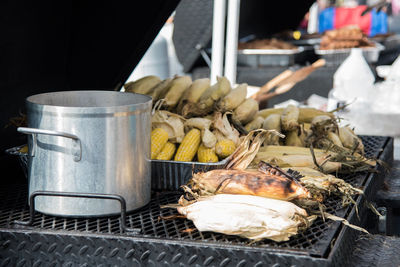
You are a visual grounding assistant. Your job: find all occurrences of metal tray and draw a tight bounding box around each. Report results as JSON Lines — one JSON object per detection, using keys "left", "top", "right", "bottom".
{"left": 314, "top": 42, "right": 385, "bottom": 65}
{"left": 151, "top": 158, "right": 229, "bottom": 191}
{"left": 237, "top": 47, "right": 304, "bottom": 67}
{"left": 5, "top": 145, "right": 229, "bottom": 191}
{"left": 0, "top": 136, "right": 394, "bottom": 266}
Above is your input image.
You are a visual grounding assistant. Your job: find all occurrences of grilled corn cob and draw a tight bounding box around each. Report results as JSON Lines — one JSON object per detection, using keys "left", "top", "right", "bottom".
{"left": 215, "top": 139, "right": 236, "bottom": 159}
{"left": 217, "top": 83, "right": 247, "bottom": 112}
{"left": 151, "top": 128, "right": 169, "bottom": 159}
{"left": 124, "top": 75, "right": 161, "bottom": 94}
{"left": 174, "top": 128, "right": 201, "bottom": 161}
{"left": 197, "top": 144, "right": 219, "bottom": 163}
{"left": 155, "top": 142, "right": 176, "bottom": 160}
{"left": 189, "top": 161, "right": 310, "bottom": 201}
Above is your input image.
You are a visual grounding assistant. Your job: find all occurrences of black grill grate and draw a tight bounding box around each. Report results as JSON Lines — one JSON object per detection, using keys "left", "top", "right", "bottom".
{"left": 0, "top": 136, "right": 389, "bottom": 258}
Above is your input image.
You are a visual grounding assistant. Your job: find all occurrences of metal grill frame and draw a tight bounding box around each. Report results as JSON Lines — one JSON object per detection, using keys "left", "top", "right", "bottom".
{"left": 0, "top": 136, "right": 394, "bottom": 266}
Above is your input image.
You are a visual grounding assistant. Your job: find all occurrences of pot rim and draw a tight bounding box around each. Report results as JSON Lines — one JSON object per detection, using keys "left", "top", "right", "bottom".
{"left": 26, "top": 90, "right": 152, "bottom": 114}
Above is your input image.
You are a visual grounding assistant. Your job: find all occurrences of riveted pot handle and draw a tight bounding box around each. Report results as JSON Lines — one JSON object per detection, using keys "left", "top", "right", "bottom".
{"left": 17, "top": 127, "right": 82, "bottom": 162}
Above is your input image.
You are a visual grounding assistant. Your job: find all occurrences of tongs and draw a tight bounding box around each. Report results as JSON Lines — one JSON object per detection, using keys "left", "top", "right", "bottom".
{"left": 250, "top": 59, "right": 326, "bottom": 103}
{"left": 361, "top": 0, "right": 389, "bottom": 16}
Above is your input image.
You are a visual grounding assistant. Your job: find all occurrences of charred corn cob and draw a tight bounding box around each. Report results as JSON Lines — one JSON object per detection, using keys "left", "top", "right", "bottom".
{"left": 281, "top": 105, "right": 299, "bottom": 131}
{"left": 124, "top": 75, "right": 161, "bottom": 94}
{"left": 151, "top": 128, "right": 169, "bottom": 159}
{"left": 189, "top": 161, "right": 310, "bottom": 201}
{"left": 197, "top": 144, "right": 219, "bottom": 163}
{"left": 232, "top": 98, "right": 259, "bottom": 125}
{"left": 217, "top": 83, "right": 247, "bottom": 112}
{"left": 215, "top": 139, "right": 236, "bottom": 159}
{"left": 174, "top": 128, "right": 201, "bottom": 161}
{"left": 155, "top": 142, "right": 176, "bottom": 160}
{"left": 163, "top": 76, "right": 192, "bottom": 109}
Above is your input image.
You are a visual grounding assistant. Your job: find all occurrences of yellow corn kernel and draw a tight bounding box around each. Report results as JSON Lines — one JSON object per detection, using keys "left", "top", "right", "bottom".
{"left": 174, "top": 128, "right": 201, "bottom": 162}
{"left": 215, "top": 139, "right": 236, "bottom": 159}
{"left": 151, "top": 128, "right": 169, "bottom": 159}
{"left": 197, "top": 144, "right": 218, "bottom": 163}
{"left": 155, "top": 142, "right": 176, "bottom": 160}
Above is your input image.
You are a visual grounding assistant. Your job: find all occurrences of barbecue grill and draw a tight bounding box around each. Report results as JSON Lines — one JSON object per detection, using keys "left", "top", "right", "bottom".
{"left": 0, "top": 1, "right": 397, "bottom": 266}
{"left": 0, "top": 136, "right": 393, "bottom": 266}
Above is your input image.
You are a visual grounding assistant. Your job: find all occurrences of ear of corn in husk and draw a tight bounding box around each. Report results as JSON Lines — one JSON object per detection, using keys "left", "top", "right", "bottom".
{"left": 155, "top": 142, "right": 176, "bottom": 160}
{"left": 174, "top": 128, "right": 201, "bottom": 162}
{"left": 183, "top": 76, "right": 231, "bottom": 117}
{"left": 285, "top": 130, "right": 305, "bottom": 147}
{"left": 177, "top": 78, "right": 210, "bottom": 114}
{"left": 188, "top": 161, "right": 310, "bottom": 201}
{"left": 338, "top": 126, "right": 364, "bottom": 155}
{"left": 124, "top": 75, "right": 161, "bottom": 94}
{"left": 232, "top": 98, "right": 259, "bottom": 125}
{"left": 258, "top": 107, "right": 334, "bottom": 123}
{"left": 151, "top": 128, "right": 169, "bottom": 159}
{"left": 262, "top": 114, "right": 281, "bottom": 145}
{"left": 327, "top": 131, "right": 343, "bottom": 147}
{"left": 244, "top": 116, "right": 265, "bottom": 132}
{"left": 197, "top": 144, "right": 218, "bottom": 163}
{"left": 281, "top": 104, "right": 300, "bottom": 131}
{"left": 174, "top": 194, "right": 315, "bottom": 241}
{"left": 152, "top": 109, "right": 186, "bottom": 143}
{"left": 162, "top": 76, "right": 192, "bottom": 110}
{"left": 150, "top": 78, "right": 173, "bottom": 102}
{"left": 217, "top": 83, "right": 247, "bottom": 112}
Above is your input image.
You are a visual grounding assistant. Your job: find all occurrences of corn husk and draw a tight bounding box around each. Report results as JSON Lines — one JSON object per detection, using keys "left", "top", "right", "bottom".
{"left": 177, "top": 78, "right": 210, "bottom": 114}
{"left": 150, "top": 78, "right": 173, "bottom": 102}
{"left": 232, "top": 98, "right": 259, "bottom": 125}
{"left": 163, "top": 76, "right": 192, "bottom": 110}
{"left": 338, "top": 126, "right": 364, "bottom": 155}
{"left": 262, "top": 114, "right": 281, "bottom": 145}
{"left": 217, "top": 83, "right": 247, "bottom": 112}
{"left": 152, "top": 109, "right": 186, "bottom": 143}
{"left": 174, "top": 194, "right": 315, "bottom": 241}
{"left": 285, "top": 130, "right": 305, "bottom": 147}
{"left": 244, "top": 116, "right": 265, "bottom": 132}
{"left": 183, "top": 76, "right": 231, "bottom": 117}
{"left": 258, "top": 107, "right": 334, "bottom": 123}
{"left": 201, "top": 128, "right": 217, "bottom": 148}
{"left": 124, "top": 75, "right": 161, "bottom": 94}
{"left": 212, "top": 112, "right": 240, "bottom": 145}
{"left": 184, "top": 118, "right": 212, "bottom": 131}
{"left": 281, "top": 105, "right": 299, "bottom": 131}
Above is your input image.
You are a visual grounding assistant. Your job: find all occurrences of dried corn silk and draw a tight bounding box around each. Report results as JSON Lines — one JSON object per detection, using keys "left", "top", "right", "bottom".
{"left": 152, "top": 110, "right": 186, "bottom": 143}
{"left": 281, "top": 105, "right": 299, "bottom": 131}
{"left": 176, "top": 194, "right": 314, "bottom": 241}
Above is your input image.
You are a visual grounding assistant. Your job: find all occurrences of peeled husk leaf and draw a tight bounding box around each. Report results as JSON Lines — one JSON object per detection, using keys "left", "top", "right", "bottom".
{"left": 152, "top": 108, "right": 186, "bottom": 143}
{"left": 184, "top": 117, "right": 212, "bottom": 131}
{"left": 201, "top": 128, "right": 217, "bottom": 148}
{"left": 212, "top": 112, "right": 240, "bottom": 145}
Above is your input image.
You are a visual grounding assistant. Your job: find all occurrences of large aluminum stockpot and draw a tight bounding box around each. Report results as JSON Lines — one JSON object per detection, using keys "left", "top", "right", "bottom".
{"left": 18, "top": 90, "right": 152, "bottom": 217}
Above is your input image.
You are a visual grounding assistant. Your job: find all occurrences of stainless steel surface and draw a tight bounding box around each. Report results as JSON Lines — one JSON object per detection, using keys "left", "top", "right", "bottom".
{"left": 151, "top": 158, "right": 229, "bottom": 191}
{"left": 23, "top": 90, "right": 152, "bottom": 217}
{"left": 314, "top": 42, "right": 384, "bottom": 65}
{"left": 237, "top": 47, "right": 304, "bottom": 67}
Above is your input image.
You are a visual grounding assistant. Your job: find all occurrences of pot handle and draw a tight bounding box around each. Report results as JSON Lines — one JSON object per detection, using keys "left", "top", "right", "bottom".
{"left": 17, "top": 127, "right": 82, "bottom": 162}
